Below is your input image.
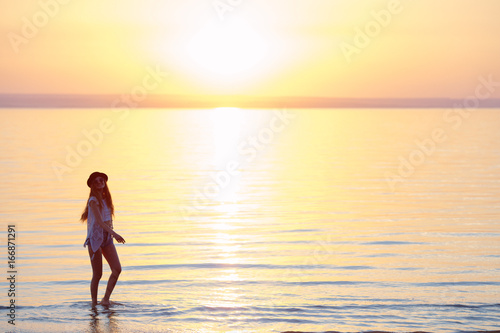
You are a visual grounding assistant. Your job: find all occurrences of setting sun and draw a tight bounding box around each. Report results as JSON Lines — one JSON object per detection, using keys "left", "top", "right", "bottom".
{"left": 186, "top": 20, "right": 269, "bottom": 86}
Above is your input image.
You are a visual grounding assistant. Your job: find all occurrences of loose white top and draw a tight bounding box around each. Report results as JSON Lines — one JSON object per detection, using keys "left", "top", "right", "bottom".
{"left": 83, "top": 196, "right": 112, "bottom": 252}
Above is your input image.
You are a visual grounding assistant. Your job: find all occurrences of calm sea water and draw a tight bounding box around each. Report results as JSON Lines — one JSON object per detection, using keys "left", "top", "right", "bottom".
{"left": 1, "top": 108, "right": 500, "bottom": 332}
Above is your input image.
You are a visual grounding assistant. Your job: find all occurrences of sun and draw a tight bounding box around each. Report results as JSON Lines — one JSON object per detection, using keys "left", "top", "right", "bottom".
{"left": 186, "top": 20, "right": 269, "bottom": 85}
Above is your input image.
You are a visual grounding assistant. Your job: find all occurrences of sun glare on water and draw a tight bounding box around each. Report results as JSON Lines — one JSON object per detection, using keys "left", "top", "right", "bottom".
{"left": 211, "top": 108, "right": 245, "bottom": 165}
{"left": 209, "top": 108, "right": 247, "bottom": 204}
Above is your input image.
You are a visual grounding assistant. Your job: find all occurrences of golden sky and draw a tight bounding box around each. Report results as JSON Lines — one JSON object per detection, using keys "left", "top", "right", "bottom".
{"left": 2, "top": 0, "right": 500, "bottom": 98}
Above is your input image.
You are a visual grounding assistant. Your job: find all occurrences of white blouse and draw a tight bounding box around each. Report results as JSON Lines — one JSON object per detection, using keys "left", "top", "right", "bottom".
{"left": 83, "top": 196, "right": 112, "bottom": 253}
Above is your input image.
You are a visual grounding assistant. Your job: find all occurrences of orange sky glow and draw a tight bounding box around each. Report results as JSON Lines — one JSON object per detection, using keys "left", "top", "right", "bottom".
{"left": 1, "top": 0, "right": 500, "bottom": 99}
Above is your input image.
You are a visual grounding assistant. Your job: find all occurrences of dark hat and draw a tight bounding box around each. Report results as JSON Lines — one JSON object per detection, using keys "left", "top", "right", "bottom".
{"left": 87, "top": 172, "right": 108, "bottom": 187}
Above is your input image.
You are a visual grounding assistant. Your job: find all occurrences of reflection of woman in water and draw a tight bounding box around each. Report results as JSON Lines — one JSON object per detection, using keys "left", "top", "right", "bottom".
{"left": 81, "top": 172, "right": 125, "bottom": 307}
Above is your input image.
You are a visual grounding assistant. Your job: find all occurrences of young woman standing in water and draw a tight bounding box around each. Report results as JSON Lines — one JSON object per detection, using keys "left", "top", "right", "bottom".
{"left": 81, "top": 172, "right": 125, "bottom": 307}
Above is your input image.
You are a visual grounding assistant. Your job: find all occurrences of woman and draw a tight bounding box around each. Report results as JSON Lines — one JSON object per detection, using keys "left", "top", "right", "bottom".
{"left": 81, "top": 171, "right": 125, "bottom": 307}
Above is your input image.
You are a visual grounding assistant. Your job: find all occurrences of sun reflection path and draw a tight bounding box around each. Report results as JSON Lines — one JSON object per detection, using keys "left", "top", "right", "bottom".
{"left": 212, "top": 231, "right": 243, "bottom": 264}
{"left": 207, "top": 231, "right": 247, "bottom": 309}
{"left": 209, "top": 107, "right": 248, "bottom": 204}
{"left": 200, "top": 108, "right": 275, "bottom": 302}
{"left": 211, "top": 107, "right": 244, "bottom": 167}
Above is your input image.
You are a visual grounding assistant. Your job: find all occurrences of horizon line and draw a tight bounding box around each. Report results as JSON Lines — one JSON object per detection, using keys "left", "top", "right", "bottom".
{"left": 1, "top": 94, "right": 500, "bottom": 109}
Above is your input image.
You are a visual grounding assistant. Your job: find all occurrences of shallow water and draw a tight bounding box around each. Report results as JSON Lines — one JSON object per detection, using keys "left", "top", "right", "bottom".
{"left": 1, "top": 108, "right": 500, "bottom": 332}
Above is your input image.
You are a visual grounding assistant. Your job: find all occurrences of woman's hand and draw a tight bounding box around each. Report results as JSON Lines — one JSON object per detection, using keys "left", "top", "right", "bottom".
{"left": 113, "top": 232, "right": 126, "bottom": 244}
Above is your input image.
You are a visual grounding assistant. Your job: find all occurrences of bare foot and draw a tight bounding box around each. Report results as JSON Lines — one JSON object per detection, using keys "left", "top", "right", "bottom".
{"left": 91, "top": 300, "right": 98, "bottom": 308}
{"left": 100, "top": 298, "right": 111, "bottom": 306}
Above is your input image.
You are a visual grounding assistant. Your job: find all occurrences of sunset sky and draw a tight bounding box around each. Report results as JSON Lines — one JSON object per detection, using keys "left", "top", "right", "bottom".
{"left": 2, "top": 0, "right": 500, "bottom": 99}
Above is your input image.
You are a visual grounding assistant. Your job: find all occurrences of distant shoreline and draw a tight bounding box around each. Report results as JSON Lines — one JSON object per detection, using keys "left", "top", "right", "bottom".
{"left": 1, "top": 94, "right": 500, "bottom": 109}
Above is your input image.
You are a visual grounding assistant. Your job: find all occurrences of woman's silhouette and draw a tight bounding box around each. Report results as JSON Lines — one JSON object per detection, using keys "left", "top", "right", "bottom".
{"left": 81, "top": 172, "right": 125, "bottom": 307}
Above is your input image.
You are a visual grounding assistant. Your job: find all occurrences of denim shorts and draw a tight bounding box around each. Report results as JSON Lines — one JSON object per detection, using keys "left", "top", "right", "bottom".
{"left": 86, "top": 231, "right": 114, "bottom": 261}
{"left": 101, "top": 231, "right": 114, "bottom": 248}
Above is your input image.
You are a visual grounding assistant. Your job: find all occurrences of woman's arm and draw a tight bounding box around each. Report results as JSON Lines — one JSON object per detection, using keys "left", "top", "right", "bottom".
{"left": 89, "top": 201, "right": 126, "bottom": 244}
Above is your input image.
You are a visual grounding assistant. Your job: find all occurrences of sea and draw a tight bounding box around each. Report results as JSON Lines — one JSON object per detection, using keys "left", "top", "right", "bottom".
{"left": 0, "top": 108, "right": 499, "bottom": 332}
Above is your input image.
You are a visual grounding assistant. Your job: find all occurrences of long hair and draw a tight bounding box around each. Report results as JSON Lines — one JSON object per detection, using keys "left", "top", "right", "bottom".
{"left": 80, "top": 183, "right": 114, "bottom": 222}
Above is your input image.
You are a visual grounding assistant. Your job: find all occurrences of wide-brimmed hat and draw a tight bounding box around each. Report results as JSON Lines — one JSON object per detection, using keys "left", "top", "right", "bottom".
{"left": 87, "top": 172, "right": 108, "bottom": 187}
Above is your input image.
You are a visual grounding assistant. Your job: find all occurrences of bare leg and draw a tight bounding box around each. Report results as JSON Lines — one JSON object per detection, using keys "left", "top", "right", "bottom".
{"left": 88, "top": 247, "right": 103, "bottom": 307}
{"left": 100, "top": 243, "right": 122, "bottom": 305}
